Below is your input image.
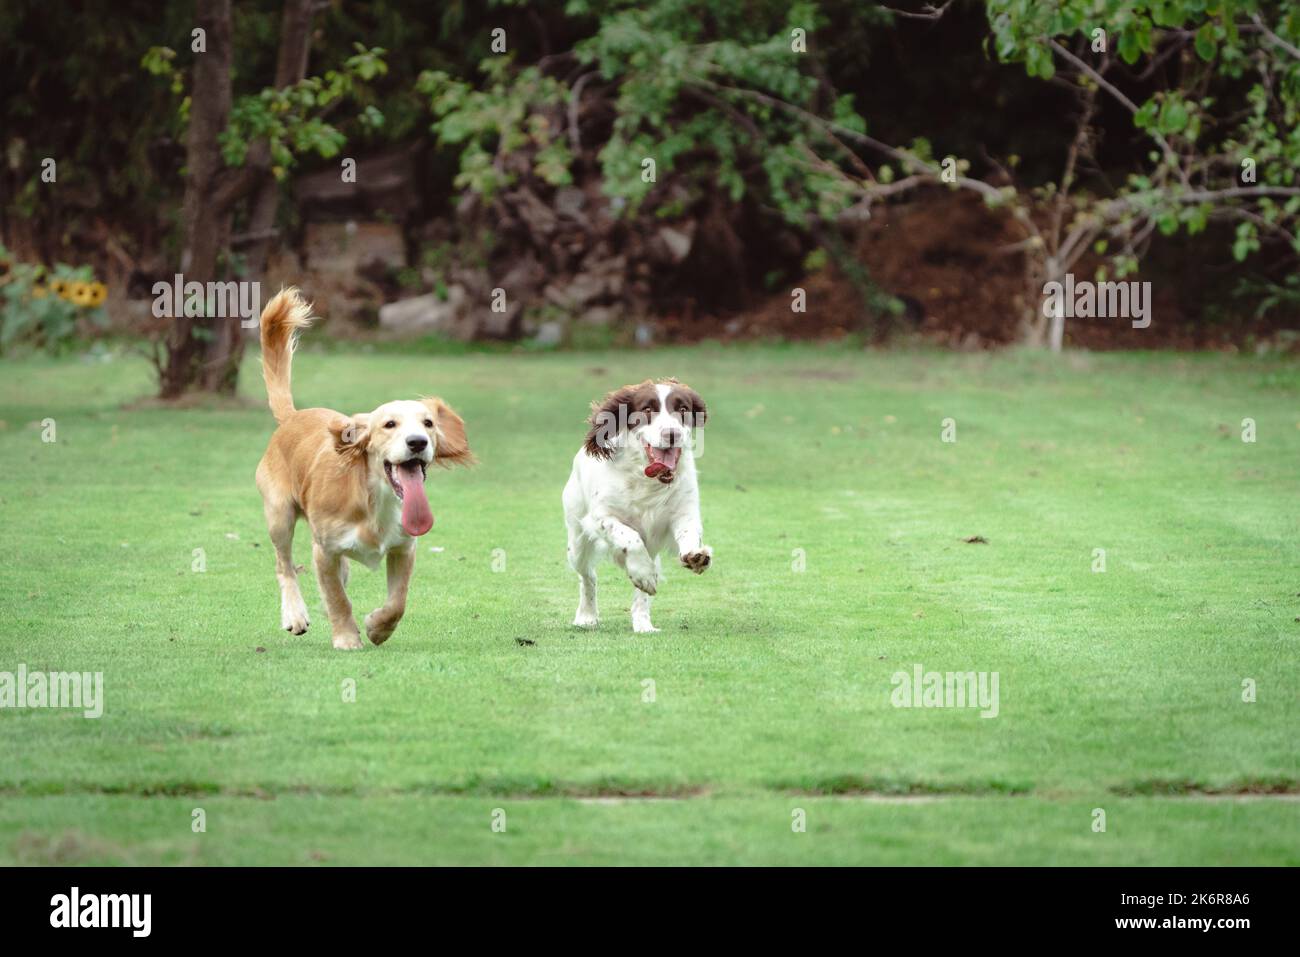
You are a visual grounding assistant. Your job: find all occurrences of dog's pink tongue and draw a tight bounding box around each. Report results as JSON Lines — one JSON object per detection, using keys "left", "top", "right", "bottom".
{"left": 397, "top": 463, "right": 433, "bottom": 536}
{"left": 644, "top": 445, "right": 682, "bottom": 477}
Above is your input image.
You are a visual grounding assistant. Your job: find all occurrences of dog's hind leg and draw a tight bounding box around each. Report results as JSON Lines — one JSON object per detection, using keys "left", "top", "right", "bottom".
{"left": 314, "top": 542, "right": 362, "bottom": 650}
{"left": 567, "top": 521, "right": 599, "bottom": 628}
{"left": 263, "top": 495, "right": 309, "bottom": 635}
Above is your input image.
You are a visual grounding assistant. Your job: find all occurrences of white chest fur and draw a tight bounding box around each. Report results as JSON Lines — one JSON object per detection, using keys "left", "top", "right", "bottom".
{"left": 336, "top": 498, "right": 408, "bottom": 569}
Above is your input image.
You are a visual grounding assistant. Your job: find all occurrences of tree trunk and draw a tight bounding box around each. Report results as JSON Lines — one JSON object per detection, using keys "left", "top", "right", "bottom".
{"left": 199, "top": 0, "right": 316, "bottom": 395}
{"left": 1045, "top": 256, "right": 1065, "bottom": 353}
{"left": 161, "top": 0, "right": 317, "bottom": 399}
{"left": 160, "top": 0, "right": 234, "bottom": 399}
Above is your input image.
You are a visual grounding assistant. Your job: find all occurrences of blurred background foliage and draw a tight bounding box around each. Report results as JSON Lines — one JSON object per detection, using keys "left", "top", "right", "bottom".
{"left": 1, "top": 0, "right": 1298, "bottom": 384}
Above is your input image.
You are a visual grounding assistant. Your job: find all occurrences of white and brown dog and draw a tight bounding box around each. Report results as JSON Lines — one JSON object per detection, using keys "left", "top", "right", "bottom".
{"left": 563, "top": 379, "right": 712, "bottom": 633}
{"left": 254, "top": 288, "right": 473, "bottom": 650}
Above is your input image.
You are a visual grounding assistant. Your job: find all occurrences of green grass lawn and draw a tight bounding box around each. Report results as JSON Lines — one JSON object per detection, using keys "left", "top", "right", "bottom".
{"left": 1, "top": 344, "right": 1297, "bottom": 865}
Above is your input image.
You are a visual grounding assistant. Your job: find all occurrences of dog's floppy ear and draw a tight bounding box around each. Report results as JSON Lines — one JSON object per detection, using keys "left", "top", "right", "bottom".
{"left": 584, "top": 385, "right": 638, "bottom": 459}
{"left": 673, "top": 381, "right": 708, "bottom": 429}
{"left": 330, "top": 413, "right": 370, "bottom": 462}
{"left": 423, "top": 397, "right": 475, "bottom": 466}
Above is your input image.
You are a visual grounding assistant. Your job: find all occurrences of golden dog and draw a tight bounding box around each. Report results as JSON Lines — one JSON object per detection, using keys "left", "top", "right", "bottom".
{"left": 254, "top": 288, "right": 473, "bottom": 649}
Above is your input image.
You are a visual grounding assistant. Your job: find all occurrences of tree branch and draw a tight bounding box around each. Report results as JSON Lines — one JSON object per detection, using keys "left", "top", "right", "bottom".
{"left": 880, "top": 1, "right": 955, "bottom": 21}
{"left": 1250, "top": 13, "right": 1300, "bottom": 61}
{"left": 1047, "top": 39, "right": 1184, "bottom": 180}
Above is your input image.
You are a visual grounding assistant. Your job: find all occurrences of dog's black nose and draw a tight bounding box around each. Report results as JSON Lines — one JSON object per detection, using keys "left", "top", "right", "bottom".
{"left": 406, "top": 435, "right": 429, "bottom": 453}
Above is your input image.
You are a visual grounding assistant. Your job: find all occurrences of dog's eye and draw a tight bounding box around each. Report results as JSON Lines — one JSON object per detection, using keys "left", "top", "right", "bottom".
{"left": 384, "top": 420, "right": 397, "bottom": 429}
{"left": 423, "top": 419, "right": 434, "bottom": 428}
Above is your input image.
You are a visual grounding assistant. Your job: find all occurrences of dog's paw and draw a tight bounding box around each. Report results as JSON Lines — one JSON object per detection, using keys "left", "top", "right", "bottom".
{"left": 573, "top": 609, "right": 599, "bottom": 628}
{"left": 680, "top": 546, "right": 712, "bottom": 574}
{"left": 281, "top": 592, "right": 310, "bottom": 634}
{"left": 331, "top": 630, "right": 364, "bottom": 651}
{"left": 632, "top": 619, "right": 660, "bottom": 634}
{"left": 626, "top": 556, "right": 658, "bottom": 595}
{"left": 364, "top": 610, "right": 397, "bottom": 646}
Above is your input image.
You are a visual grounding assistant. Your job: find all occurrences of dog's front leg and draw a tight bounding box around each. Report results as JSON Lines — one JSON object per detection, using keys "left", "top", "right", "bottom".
{"left": 365, "top": 544, "right": 415, "bottom": 645}
{"left": 581, "top": 514, "right": 658, "bottom": 595}
{"left": 672, "top": 508, "right": 712, "bottom": 575}
{"left": 313, "top": 542, "right": 362, "bottom": 650}
{"left": 630, "top": 558, "right": 661, "bottom": 633}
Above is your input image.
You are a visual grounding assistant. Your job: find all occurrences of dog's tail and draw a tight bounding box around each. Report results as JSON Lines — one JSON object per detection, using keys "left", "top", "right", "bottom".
{"left": 259, "top": 287, "right": 313, "bottom": 423}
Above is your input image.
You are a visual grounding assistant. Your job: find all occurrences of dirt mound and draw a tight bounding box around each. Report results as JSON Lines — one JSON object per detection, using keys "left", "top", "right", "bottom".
{"left": 692, "top": 190, "right": 1024, "bottom": 346}
{"left": 858, "top": 189, "right": 1029, "bottom": 346}
{"left": 716, "top": 188, "right": 1295, "bottom": 350}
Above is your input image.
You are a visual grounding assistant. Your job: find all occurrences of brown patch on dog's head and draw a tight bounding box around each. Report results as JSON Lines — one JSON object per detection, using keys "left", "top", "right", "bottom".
{"left": 329, "top": 413, "right": 370, "bottom": 462}
{"left": 421, "top": 397, "right": 475, "bottom": 466}
{"left": 661, "top": 378, "right": 708, "bottom": 429}
{"left": 584, "top": 381, "right": 658, "bottom": 458}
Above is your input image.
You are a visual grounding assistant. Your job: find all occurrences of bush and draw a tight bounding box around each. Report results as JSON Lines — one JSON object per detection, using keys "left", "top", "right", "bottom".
{"left": 0, "top": 245, "right": 108, "bottom": 353}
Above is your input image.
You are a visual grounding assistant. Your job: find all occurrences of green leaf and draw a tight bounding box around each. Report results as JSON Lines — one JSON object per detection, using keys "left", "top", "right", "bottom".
{"left": 1194, "top": 23, "right": 1217, "bottom": 61}
{"left": 1158, "top": 99, "right": 1189, "bottom": 134}
{"left": 1118, "top": 31, "right": 1141, "bottom": 65}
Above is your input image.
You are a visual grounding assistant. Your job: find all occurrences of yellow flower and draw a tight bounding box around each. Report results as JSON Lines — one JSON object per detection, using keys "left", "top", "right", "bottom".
{"left": 86, "top": 281, "right": 108, "bottom": 307}
{"left": 48, "top": 278, "right": 68, "bottom": 298}
{"left": 69, "top": 282, "right": 94, "bottom": 307}
{"left": 30, "top": 284, "right": 48, "bottom": 299}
